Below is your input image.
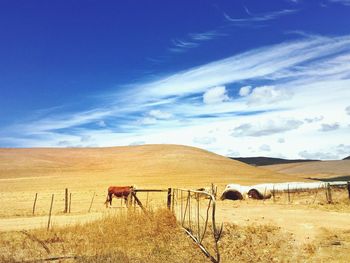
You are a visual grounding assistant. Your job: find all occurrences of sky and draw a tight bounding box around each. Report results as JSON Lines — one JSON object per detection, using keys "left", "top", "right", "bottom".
{"left": 0, "top": 0, "right": 350, "bottom": 160}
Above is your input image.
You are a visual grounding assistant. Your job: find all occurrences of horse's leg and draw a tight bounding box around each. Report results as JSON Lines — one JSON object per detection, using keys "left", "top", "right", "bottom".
{"left": 109, "top": 193, "right": 113, "bottom": 206}
{"left": 105, "top": 193, "right": 110, "bottom": 208}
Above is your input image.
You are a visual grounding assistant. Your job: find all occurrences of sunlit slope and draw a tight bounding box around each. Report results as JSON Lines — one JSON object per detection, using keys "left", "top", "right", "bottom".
{"left": 0, "top": 144, "right": 290, "bottom": 191}
{"left": 263, "top": 160, "right": 350, "bottom": 180}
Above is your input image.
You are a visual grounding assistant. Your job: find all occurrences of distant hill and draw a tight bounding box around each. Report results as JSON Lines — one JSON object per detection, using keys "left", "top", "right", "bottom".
{"left": 263, "top": 160, "right": 350, "bottom": 179}
{"left": 343, "top": 156, "right": 350, "bottom": 160}
{"left": 230, "top": 157, "right": 319, "bottom": 166}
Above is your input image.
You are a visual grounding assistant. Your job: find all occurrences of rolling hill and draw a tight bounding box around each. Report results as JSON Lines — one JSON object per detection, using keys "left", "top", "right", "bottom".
{"left": 263, "top": 160, "right": 350, "bottom": 180}
{"left": 0, "top": 144, "right": 292, "bottom": 192}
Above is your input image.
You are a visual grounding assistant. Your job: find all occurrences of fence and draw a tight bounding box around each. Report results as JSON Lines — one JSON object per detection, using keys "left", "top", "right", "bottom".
{"left": 221, "top": 181, "right": 350, "bottom": 205}
{"left": 0, "top": 189, "right": 106, "bottom": 219}
{"left": 123, "top": 186, "right": 223, "bottom": 263}
{"left": 171, "top": 188, "right": 223, "bottom": 263}
{"left": 270, "top": 183, "right": 349, "bottom": 205}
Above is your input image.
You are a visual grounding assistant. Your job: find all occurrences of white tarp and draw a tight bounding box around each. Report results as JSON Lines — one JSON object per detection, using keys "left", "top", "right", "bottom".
{"left": 221, "top": 181, "right": 348, "bottom": 200}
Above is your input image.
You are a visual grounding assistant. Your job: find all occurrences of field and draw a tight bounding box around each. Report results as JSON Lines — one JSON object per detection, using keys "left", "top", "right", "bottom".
{"left": 0, "top": 145, "right": 350, "bottom": 262}
{"left": 262, "top": 160, "right": 350, "bottom": 180}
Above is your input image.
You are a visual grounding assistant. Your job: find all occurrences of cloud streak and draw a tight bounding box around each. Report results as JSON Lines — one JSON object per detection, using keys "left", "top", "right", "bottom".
{"left": 169, "top": 30, "right": 225, "bottom": 53}
{"left": 2, "top": 34, "right": 350, "bottom": 159}
{"left": 224, "top": 8, "right": 298, "bottom": 25}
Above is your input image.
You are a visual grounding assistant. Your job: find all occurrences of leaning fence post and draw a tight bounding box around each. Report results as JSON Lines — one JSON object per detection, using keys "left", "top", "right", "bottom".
{"left": 64, "top": 188, "right": 68, "bottom": 213}
{"left": 129, "top": 191, "right": 133, "bottom": 208}
{"left": 47, "top": 194, "right": 54, "bottom": 231}
{"left": 347, "top": 182, "right": 350, "bottom": 200}
{"left": 146, "top": 192, "right": 149, "bottom": 207}
{"left": 32, "top": 193, "right": 38, "bottom": 215}
{"left": 167, "top": 188, "right": 172, "bottom": 210}
{"left": 88, "top": 192, "right": 95, "bottom": 212}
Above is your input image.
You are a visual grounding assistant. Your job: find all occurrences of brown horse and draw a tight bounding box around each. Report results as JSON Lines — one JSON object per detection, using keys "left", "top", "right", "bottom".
{"left": 104, "top": 186, "right": 134, "bottom": 207}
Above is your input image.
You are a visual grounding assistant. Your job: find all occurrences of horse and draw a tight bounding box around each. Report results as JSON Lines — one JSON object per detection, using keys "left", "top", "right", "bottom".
{"left": 104, "top": 186, "right": 134, "bottom": 207}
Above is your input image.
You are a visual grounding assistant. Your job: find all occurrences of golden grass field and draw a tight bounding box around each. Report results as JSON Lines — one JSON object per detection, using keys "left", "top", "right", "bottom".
{"left": 0, "top": 144, "right": 349, "bottom": 262}
{"left": 0, "top": 144, "right": 290, "bottom": 218}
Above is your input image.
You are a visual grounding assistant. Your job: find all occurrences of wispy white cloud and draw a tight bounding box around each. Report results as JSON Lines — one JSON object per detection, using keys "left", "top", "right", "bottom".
{"left": 148, "top": 110, "right": 172, "bottom": 120}
{"left": 224, "top": 8, "right": 298, "bottom": 25}
{"left": 169, "top": 30, "right": 225, "bottom": 53}
{"left": 238, "top": 86, "right": 252, "bottom": 97}
{"left": 138, "top": 117, "right": 157, "bottom": 125}
{"left": 304, "top": 116, "right": 324, "bottom": 123}
{"left": 171, "top": 39, "right": 198, "bottom": 49}
{"left": 2, "top": 34, "right": 350, "bottom": 159}
{"left": 97, "top": 120, "right": 107, "bottom": 127}
{"left": 188, "top": 30, "right": 225, "bottom": 41}
{"left": 246, "top": 86, "right": 293, "bottom": 105}
{"left": 319, "top": 123, "right": 340, "bottom": 132}
{"left": 231, "top": 119, "right": 304, "bottom": 137}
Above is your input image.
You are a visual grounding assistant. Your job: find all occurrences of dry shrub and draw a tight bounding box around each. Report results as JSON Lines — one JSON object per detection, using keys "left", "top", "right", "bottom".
{"left": 219, "top": 224, "right": 308, "bottom": 262}
{"left": 0, "top": 209, "right": 204, "bottom": 263}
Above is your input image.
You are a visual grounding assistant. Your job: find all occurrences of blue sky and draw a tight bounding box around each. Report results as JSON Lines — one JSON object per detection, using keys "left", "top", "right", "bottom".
{"left": 1, "top": 0, "right": 350, "bottom": 159}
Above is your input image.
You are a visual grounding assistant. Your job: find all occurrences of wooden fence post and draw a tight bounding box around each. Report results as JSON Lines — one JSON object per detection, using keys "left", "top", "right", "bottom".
{"left": 171, "top": 189, "right": 175, "bottom": 212}
{"left": 88, "top": 192, "right": 95, "bottom": 212}
{"left": 326, "top": 183, "right": 332, "bottom": 204}
{"left": 128, "top": 191, "right": 133, "bottom": 208}
{"left": 272, "top": 185, "right": 275, "bottom": 203}
{"left": 167, "top": 188, "right": 172, "bottom": 210}
{"left": 133, "top": 192, "right": 137, "bottom": 212}
{"left": 211, "top": 183, "right": 216, "bottom": 198}
{"left": 64, "top": 188, "right": 68, "bottom": 213}
{"left": 47, "top": 194, "right": 54, "bottom": 231}
{"left": 287, "top": 184, "right": 290, "bottom": 203}
{"left": 347, "top": 182, "right": 350, "bottom": 200}
{"left": 69, "top": 193, "right": 72, "bottom": 213}
{"left": 32, "top": 193, "right": 38, "bottom": 215}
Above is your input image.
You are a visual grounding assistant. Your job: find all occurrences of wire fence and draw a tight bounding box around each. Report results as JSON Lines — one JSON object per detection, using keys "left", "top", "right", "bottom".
{"left": 171, "top": 188, "right": 223, "bottom": 263}
{"left": 270, "top": 184, "right": 349, "bottom": 205}
{"left": 220, "top": 182, "right": 350, "bottom": 206}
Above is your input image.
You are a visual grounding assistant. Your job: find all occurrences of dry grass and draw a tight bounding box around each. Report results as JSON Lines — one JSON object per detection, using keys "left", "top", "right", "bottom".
{"left": 219, "top": 224, "right": 308, "bottom": 262}
{"left": 265, "top": 188, "right": 350, "bottom": 212}
{"left": 307, "top": 228, "right": 350, "bottom": 263}
{"left": 0, "top": 145, "right": 291, "bottom": 188}
{"left": 0, "top": 209, "right": 204, "bottom": 263}
{"left": 1, "top": 145, "right": 349, "bottom": 261}
{"left": 0, "top": 144, "right": 292, "bottom": 218}
{"left": 0, "top": 208, "right": 329, "bottom": 263}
